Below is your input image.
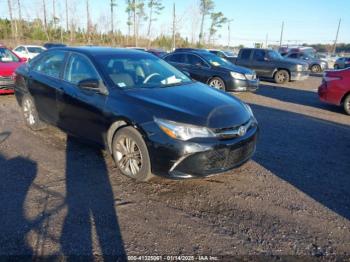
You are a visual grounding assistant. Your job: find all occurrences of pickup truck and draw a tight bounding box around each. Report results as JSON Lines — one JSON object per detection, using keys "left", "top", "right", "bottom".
{"left": 234, "top": 48, "right": 310, "bottom": 84}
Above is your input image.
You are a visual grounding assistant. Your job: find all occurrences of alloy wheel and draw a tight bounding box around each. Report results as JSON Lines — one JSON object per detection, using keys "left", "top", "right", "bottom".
{"left": 209, "top": 79, "right": 224, "bottom": 90}
{"left": 115, "top": 136, "right": 143, "bottom": 177}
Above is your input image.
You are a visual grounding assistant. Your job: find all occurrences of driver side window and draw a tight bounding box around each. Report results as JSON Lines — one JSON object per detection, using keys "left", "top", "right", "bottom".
{"left": 187, "top": 54, "right": 207, "bottom": 67}
{"left": 64, "top": 54, "right": 100, "bottom": 84}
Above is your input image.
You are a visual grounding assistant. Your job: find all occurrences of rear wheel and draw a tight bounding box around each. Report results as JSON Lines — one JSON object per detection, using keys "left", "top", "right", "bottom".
{"left": 208, "top": 77, "right": 226, "bottom": 91}
{"left": 311, "top": 64, "right": 322, "bottom": 73}
{"left": 274, "top": 70, "right": 290, "bottom": 84}
{"left": 343, "top": 94, "right": 350, "bottom": 115}
{"left": 112, "top": 126, "right": 154, "bottom": 182}
{"left": 21, "top": 94, "right": 46, "bottom": 131}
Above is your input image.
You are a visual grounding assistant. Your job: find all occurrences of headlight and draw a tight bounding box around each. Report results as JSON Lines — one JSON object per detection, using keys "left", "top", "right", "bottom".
{"left": 230, "top": 72, "right": 246, "bottom": 80}
{"left": 154, "top": 118, "right": 215, "bottom": 141}
{"left": 296, "top": 65, "right": 304, "bottom": 71}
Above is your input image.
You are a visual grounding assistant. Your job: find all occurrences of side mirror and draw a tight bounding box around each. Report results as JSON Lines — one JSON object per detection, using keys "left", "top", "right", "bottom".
{"left": 78, "top": 79, "right": 101, "bottom": 91}
{"left": 264, "top": 57, "right": 270, "bottom": 61}
{"left": 20, "top": 57, "right": 28, "bottom": 62}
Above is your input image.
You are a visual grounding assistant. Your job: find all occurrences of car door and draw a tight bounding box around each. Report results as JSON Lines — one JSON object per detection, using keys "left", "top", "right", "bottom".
{"left": 57, "top": 52, "right": 108, "bottom": 144}
{"left": 28, "top": 50, "right": 66, "bottom": 125}
{"left": 185, "top": 54, "right": 212, "bottom": 83}
{"left": 164, "top": 53, "right": 187, "bottom": 72}
{"left": 250, "top": 49, "right": 273, "bottom": 78}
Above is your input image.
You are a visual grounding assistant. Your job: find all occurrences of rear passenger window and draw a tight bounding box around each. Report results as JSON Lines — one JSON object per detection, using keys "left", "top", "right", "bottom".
{"left": 288, "top": 53, "right": 299, "bottom": 59}
{"left": 240, "top": 50, "right": 252, "bottom": 60}
{"left": 33, "top": 51, "right": 65, "bottom": 78}
{"left": 252, "top": 50, "right": 266, "bottom": 61}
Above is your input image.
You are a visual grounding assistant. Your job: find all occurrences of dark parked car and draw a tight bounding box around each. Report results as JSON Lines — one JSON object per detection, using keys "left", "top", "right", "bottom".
{"left": 164, "top": 50, "right": 259, "bottom": 92}
{"left": 43, "top": 43, "right": 67, "bottom": 49}
{"left": 283, "top": 52, "right": 328, "bottom": 73}
{"left": 209, "top": 49, "right": 237, "bottom": 64}
{"left": 147, "top": 48, "right": 168, "bottom": 58}
{"left": 334, "top": 57, "right": 350, "bottom": 70}
{"left": 14, "top": 47, "right": 258, "bottom": 181}
{"left": 234, "top": 48, "right": 309, "bottom": 84}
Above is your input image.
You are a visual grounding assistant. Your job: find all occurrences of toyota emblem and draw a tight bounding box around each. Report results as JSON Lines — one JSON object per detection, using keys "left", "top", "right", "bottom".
{"left": 238, "top": 126, "right": 246, "bottom": 137}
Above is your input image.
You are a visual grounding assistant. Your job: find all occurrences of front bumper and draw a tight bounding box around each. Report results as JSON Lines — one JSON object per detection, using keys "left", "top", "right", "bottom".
{"left": 145, "top": 122, "right": 258, "bottom": 179}
{"left": 0, "top": 76, "right": 15, "bottom": 94}
{"left": 291, "top": 71, "right": 309, "bottom": 81}
{"left": 226, "top": 78, "right": 259, "bottom": 92}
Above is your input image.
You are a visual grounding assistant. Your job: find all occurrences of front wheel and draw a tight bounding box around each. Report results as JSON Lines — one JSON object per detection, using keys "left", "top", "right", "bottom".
{"left": 343, "top": 94, "right": 350, "bottom": 115}
{"left": 274, "top": 70, "right": 290, "bottom": 84}
{"left": 311, "top": 64, "right": 322, "bottom": 73}
{"left": 21, "top": 94, "right": 46, "bottom": 131}
{"left": 208, "top": 77, "right": 226, "bottom": 91}
{"left": 112, "top": 126, "right": 154, "bottom": 182}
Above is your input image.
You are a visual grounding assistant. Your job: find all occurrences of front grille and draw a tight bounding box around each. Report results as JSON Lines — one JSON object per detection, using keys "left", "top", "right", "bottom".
{"left": 0, "top": 76, "right": 15, "bottom": 87}
{"left": 174, "top": 135, "right": 257, "bottom": 176}
{"left": 213, "top": 119, "right": 254, "bottom": 139}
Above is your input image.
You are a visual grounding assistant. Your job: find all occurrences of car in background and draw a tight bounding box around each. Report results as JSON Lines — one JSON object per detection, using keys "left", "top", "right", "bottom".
{"left": 234, "top": 48, "right": 309, "bottom": 84}
{"left": 13, "top": 45, "right": 46, "bottom": 60}
{"left": 334, "top": 57, "right": 350, "bottom": 70}
{"left": 164, "top": 49, "right": 259, "bottom": 92}
{"left": 0, "top": 46, "right": 27, "bottom": 94}
{"left": 43, "top": 43, "right": 67, "bottom": 49}
{"left": 209, "top": 49, "right": 237, "bottom": 64}
{"left": 147, "top": 48, "right": 168, "bottom": 58}
{"left": 279, "top": 46, "right": 316, "bottom": 56}
{"left": 283, "top": 52, "right": 328, "bottom": 73}
{"left": 14, "top": 47, "right": 258, "bottom": 181}
{"left": 318, "top": 68, "right": 350, "bottom": 115}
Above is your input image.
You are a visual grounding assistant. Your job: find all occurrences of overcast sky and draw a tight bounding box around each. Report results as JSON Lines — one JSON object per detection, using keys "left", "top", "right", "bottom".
{"left": 0, "top": 0, "right": 349, "bottom": 47}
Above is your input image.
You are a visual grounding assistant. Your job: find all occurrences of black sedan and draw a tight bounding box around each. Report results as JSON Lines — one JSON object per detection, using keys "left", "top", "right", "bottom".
{"left": 164, "top": 50, "right": 259, "bottom": 92}
{"left": 14, "top": 47, "right": 258, "bottom": 181}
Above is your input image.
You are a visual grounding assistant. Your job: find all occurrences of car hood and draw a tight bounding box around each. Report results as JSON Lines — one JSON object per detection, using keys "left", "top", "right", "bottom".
{"left": 124, "top": 82, "right": 251, "bottom": 129}
{"left": 0, "top": 62, "right": 24, "bottom": 76}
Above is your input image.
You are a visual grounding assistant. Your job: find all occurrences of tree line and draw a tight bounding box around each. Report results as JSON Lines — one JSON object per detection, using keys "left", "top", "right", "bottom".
{"left": 2, "top": 0, "right": 230, "bottom": 50}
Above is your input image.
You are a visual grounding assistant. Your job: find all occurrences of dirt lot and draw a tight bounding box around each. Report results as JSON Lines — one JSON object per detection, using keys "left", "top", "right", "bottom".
{"left": 0, "top": 76, "right": 350, "bottom": 258}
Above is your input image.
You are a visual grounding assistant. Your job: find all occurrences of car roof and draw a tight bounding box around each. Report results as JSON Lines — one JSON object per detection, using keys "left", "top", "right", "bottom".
{"left": 50, "top": 46, "right": 155, "bottom": 57}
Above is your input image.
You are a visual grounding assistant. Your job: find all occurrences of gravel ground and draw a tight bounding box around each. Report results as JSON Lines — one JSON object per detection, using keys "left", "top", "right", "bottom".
{"left": 0, "top": 76, "right": 349, "bottom": 258}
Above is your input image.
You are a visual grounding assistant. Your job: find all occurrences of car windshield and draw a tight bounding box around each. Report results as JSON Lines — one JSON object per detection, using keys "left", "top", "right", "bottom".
{"left": 96, "top": 54, "right": 192, "bottom": 89}
{"left": 199, "top": 52, "right": 231, "bottom": 67}
{"left": 27, "top": 47, "right": 45, "bottom": 53}
{"left": 268, "top": 50, "right": 283, "bottom": 60}
{"left": 0, "top": 48, "right": 19, "bottom": 62}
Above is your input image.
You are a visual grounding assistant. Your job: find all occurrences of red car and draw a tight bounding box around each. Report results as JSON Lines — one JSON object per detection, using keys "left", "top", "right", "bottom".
{"left": 0, "top": 46, "right": 27, "bottom": 94}
{"left": 318, "top": 68, "right": 350, "bottom": 115}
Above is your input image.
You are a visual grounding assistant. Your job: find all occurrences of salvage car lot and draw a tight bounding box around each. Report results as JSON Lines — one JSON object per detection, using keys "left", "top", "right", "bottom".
{"left": 0, "top": 76, "right": 349, "bottom": 256}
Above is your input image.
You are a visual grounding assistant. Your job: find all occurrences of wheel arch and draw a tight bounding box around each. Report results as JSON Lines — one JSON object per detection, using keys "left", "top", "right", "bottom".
{"left": 341, "top": 91, "right": 350, "bottom": 104}
{"left": 106, "top": 118, "right": 148, "bottom": 154}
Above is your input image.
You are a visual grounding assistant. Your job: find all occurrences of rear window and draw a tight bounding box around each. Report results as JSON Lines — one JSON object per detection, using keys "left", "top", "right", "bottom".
{"left": 0, "top": 48, "right": 19, "bottom": 63}
{"left": 240, "top": 49, "right": 252, "bottom": 60}
{"left": 164, "top": 53, "right": 186, "bottom": 63}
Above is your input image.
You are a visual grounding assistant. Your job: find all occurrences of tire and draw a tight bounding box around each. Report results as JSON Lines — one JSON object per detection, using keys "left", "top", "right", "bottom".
{"left": 112, "top": 126, "right": 154, "bottom": 182}
{"left": 208, "top": 77, "right": 226, "bottom": 91}
{"left": 311, "top": 64, "right": 322, "bottom": 73}
{"left": 274, "top": 70, "right": 290, "bottom": 84}
{"left": 21, "top": 94, "right": 46, "bottom": 131}
{"left": 343, "top": 94, "right": 350, "bottom": 115}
